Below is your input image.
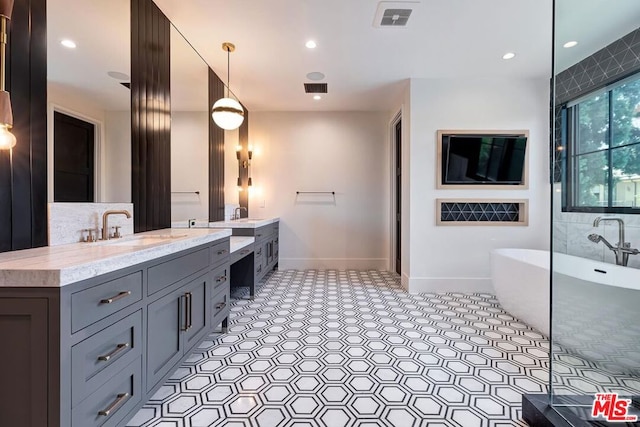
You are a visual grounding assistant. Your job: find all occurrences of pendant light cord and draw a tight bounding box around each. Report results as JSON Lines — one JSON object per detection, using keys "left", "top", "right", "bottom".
{"left": 226, "top": 46, "right": 230, "bottom": 98}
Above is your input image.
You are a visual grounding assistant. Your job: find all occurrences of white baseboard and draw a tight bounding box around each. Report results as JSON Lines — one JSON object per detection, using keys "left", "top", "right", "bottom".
{"left": 279, "top": 258, "right": 388, "bottom": 270}
{"left": 401, "top": 272, "right": 410, "bottom": 291}
{"left": 407, "top": 277, "right": 494, "bottom": 294}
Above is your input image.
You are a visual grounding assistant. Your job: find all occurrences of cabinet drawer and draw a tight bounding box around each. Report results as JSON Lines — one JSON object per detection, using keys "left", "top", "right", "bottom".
{"left": 71, "top": 310, "right": 142, "bottom": 407}
{"left": 254, "top": 244, "right": 264, "bottom": 258}
{"left": 254, "top": 256, "right": 265, "bottom": 279}
{"left": 72, "top": 356, "right": 142, "bottom": 427}
{"left": 230, "top": 244, "right": 253, "bottom": 264}
{"left": 210, "top": 239, "right": 230, "bottom": 268}
{"left": 148, "top": 247, "right": 209, "bottom": 296}
{"left": 254, "top": 225, "right": 271, "bottom": 242}
{"left": 71, "top": 271, "right": 143, "bottom": 333}
{"left": 211, "top": 286, "right": 230, "bottom": 320}
{"left": 211, "top": 263, "right": 230, "bottom": 295}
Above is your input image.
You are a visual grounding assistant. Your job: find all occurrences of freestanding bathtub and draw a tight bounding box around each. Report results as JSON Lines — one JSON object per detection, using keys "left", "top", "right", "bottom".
{"left": 491, "top": 248, "right": 640, "bottom": 374}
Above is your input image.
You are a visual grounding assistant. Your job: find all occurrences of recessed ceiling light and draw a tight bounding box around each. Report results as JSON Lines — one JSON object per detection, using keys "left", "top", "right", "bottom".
{"left": 306, "top": 72, "right": 325, "bottom": 81}
{"left": 107, "top": 71, "right": 130, "bottom": 81}
{"left": 563, "top": 41, "right": 578, "bottom": 48}
{"left": 502, "top": 52, "right": 516, "bottom": 60}
{"left": 305, "top": 40, "right": 317, "bottom": 49}
{"left": 61, "top": 39, "right": 77, "bottom": 49}
{"left": 313, "top": 95, "right": 322, "bottom": 100}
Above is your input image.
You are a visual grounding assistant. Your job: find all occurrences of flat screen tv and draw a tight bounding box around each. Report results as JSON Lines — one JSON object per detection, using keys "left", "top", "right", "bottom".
{"left": 440, "top": 133, "right": 527, "bottom": 186}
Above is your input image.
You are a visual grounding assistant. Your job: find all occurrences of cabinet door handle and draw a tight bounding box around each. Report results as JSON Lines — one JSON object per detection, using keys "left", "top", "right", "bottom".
{"left": 100, "top": 291, "right": 131, "bottom": 304}
{"left": 217, "top": 249, "right": 228, "bottom": 255}
{"left": 187, "top": 292, "right": 192, "bottom": 330}
{"left": 215, "top": 302, "right": 226, "bottom": 310}
{"left": 98, "top": 343, "right": 130, "bottom": 362}
{"left": 257, "top": 249, "right": 262, "bottom": 255}
{"left": 181, "top": 293, "right": 191, "bottom": 331}
{"left": 216, "top": 275, "right": 227, "bottom": 283}
{"left": 98, "top": 392, "right": 129, "bottom": 417}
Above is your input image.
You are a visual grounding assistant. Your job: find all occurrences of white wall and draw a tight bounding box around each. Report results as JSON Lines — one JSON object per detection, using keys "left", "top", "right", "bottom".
{"left": 406, "top": 77, "right": 550, "bottom": 293}
{"left": 104, "top": 111, "right": 131, "bottom": 203}
{"left": 171, "top": 111, "right": 209, "bottom": 221}
{"left": 248, "top": 112, "right": 390, "bottom": 270}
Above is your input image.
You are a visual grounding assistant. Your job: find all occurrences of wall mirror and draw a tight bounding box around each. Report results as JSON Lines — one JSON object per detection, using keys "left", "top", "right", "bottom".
{"left": 551, "top": 0, "right": 640, "bottom": 423}
{"left": 47, "top": 0, "right": 131, "bottom": 203}
{"left": 170, "top": 25, "right": 210, "bottom": 222}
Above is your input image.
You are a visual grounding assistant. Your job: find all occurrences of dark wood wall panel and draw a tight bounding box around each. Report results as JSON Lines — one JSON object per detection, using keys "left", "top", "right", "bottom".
{"left": 0, "top": 0, "right": 48, "bottom": 253}
{"left": 209, "top": 69, "right": 225, "bottom": 222}
{"left": 131, "top": 0, "right": 171, "bottom": 232}
{"left": 238, "top": 111, "right": 249, "bottom": 217}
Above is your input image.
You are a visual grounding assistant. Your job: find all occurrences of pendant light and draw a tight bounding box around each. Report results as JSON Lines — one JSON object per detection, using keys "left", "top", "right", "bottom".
{"left": 212, "top": 42, "right": 244, "bottom": 131}
{"left": 0, "top": 0, "right": 16, "bottom": 150}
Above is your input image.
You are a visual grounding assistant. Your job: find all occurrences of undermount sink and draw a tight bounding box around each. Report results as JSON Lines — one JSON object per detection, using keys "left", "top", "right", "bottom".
{"left": 106, "top": 234, "right": 187, "bottom": 247}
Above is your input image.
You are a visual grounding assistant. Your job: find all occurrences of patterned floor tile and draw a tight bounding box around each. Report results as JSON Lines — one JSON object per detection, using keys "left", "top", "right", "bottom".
{"left": 125, "top": 269, "right": 620, "bottom": 427}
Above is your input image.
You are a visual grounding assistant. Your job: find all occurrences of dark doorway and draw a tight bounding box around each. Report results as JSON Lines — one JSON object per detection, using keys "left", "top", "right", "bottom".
{"left": 54, "top": 111, "right": 95, "bottom": 202}
{"left": 395, "top": 118, "right": 402, "bottom": 275}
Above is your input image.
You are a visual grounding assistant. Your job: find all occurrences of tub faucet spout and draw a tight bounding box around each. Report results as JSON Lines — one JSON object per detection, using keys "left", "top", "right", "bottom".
{"left": 591, "top": 216, "right": 638, "bottom": 266}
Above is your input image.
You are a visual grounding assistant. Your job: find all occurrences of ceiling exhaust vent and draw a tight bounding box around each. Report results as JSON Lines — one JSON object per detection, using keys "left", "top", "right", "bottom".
{"left": 304, "top": 83, "right": 327, "bottom": 94}
{"left": 373, "top": 1, "right": 419, "bottom": 28}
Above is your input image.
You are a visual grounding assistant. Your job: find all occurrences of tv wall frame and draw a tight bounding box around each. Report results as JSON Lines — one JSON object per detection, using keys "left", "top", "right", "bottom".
{"left": 436, "top": 129, "right": 530, "bottom": 190}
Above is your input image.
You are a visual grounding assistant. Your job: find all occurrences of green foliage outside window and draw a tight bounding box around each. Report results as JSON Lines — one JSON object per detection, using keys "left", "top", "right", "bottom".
{"left": 568, "top": 76, "right": 640, "bottom": 210}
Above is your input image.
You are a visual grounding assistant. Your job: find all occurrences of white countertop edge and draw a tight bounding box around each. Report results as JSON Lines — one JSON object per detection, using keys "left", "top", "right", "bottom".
{"left": 0, "top": 228, "right": 232, "bottom": 288}
{"left": 230, "top": 236, "right": 255, "bottom": 253}
{"left": 208, "top": 217, "right": 280, "bottom": 229}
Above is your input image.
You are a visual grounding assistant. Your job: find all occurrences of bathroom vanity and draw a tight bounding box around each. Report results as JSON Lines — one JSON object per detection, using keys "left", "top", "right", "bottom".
{"left": 0, "top": 229, "right": 231, "bottom": 427}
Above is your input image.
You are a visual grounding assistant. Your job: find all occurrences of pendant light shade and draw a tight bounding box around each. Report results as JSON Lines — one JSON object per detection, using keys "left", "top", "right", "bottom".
{"left": 212, "top": 97, "right": 244, "bottom": 130}
{"left": 212, "top": 42, "right": 244, "bottom": 131}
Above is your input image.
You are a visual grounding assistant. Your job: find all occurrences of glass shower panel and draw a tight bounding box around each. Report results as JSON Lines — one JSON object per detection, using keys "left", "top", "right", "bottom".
{"left": 552, "top": 0, "right": 640, "bottom": 424}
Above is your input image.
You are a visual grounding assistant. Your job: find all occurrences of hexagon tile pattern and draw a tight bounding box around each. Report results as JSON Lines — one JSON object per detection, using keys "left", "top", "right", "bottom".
{"left": 127, "top": 269, "right": 562, "bottom": 427}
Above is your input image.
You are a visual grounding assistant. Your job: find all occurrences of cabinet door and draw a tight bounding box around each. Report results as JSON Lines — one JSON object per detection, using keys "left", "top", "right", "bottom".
{"left": 183, "top": 273, "right": 210, "bottom": 354}
{"left": 146, "top": 289, "right": 184, "bottom": 391}
{"left": 0, "top": 298, "right": 49, "bottom": 427}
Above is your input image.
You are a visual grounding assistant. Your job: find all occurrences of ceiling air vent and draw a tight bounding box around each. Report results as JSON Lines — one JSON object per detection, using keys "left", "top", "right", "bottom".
{"left": 304, "top": 83, "right": 327, "bottom": 94}
{"left": 373, "top": 1, "right": 419, "bottom": 28}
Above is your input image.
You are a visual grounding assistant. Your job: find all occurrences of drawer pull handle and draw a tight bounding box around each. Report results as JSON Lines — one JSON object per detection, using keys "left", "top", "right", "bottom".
{"left": 100, "top": 291, "right": 131, "bottom": 304}
{"left": 240, "top": 250, "right": 249, "bottom": 255}
{"left": 217, "top": 249, "right": 228, "bottom": 255}
{"left": 257, "top": 249, "right": 262, "bottom": 255}
{"left": 216, "top": 276, "right": 227, "bottom": 283}
{"left": 257, "top": 265, "right": 262, "bottom": 273}
{"left": 98, "top": 392, "right": 129, "bottom": 417}
{"left": 215, "top": 302, "right": 226, "bottom": 310}
{"left": 98, "top": 343, "right": 130, "bottom": 362}
{"left": 182, "top": 292, "right": 192, "bottom": 331}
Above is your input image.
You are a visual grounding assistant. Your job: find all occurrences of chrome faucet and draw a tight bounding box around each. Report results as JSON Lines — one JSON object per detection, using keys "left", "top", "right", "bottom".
{"left": 102, "top": 210, "right": 132, "bottom": 240}
{"left": 232, "top": 207, "right": 247, "bottom": 220}
{"left": 589, "top": 216, "right": 639, "bottom": 266}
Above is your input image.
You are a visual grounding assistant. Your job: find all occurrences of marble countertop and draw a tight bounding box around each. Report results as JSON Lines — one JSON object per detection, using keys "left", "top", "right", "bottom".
{"left": 0, "top": 228, "right": 232, "bottom": 288}
{"left": 230, "top": 236, "right": 255, "bottom": 253}
{"left": 208, "top": 217, "right": 280, "bottom": 229}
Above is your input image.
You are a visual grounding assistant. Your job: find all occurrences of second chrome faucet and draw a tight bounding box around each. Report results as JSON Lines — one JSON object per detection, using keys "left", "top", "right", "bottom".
{"left": 588, "top": 216, "right": 639, "bottom": 266}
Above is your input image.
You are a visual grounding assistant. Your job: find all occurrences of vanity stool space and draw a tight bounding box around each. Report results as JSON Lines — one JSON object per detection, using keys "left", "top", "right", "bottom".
{"left": 212, "top": 219, "right": 280, "bottom": 298}
{"left": 0, "top": 230, "right": 231, "bottom": 427}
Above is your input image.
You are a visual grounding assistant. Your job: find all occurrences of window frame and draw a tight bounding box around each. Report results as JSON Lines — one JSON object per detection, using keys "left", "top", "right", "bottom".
{"left": 562, "top": 73, "right": 640, "bottom": 215}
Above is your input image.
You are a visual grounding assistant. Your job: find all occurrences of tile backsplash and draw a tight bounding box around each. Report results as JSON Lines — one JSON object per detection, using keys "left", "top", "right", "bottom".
{"left": 48, "top": 203, "right": 134, "bottom": 246}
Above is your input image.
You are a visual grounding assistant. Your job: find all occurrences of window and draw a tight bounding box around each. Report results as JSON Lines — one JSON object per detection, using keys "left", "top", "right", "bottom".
{"left": 564, "top": 74, "right": 640, "bottom": 213}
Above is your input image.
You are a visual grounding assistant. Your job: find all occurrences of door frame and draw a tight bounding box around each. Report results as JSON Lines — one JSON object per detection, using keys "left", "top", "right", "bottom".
{"left": 47, "top": 104, "right": 103, "bottom": 203}
{"left": 389, "top": 110, "right": 402, "bottom": 274}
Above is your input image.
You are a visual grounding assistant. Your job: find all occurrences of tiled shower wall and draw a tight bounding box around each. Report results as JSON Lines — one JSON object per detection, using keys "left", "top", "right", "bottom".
{"left": 553, "top": 184, "right": 640, "bottom": 269}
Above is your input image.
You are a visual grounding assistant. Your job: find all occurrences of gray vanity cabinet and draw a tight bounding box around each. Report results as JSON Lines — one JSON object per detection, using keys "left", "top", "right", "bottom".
{"left": 0, "top": 237, "right": 230, "bottom": 427}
